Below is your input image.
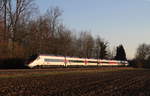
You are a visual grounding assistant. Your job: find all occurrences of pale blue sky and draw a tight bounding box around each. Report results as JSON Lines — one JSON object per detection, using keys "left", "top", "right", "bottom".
{"left": 36, "top": 0, "right": 150, "bottom": 59}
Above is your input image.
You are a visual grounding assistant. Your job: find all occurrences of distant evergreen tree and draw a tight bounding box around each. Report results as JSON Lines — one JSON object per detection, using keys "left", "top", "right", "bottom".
{"left": 99, "top": 41, "right": 108, "bottom": 59}
{"left": 114, "top": 45, "right": 127, "bottom": 60}
{"left": 95, "top": 37, "right": 108, "bottom": 59}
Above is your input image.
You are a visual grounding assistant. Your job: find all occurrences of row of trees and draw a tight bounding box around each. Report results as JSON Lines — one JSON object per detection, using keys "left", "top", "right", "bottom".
{"left": 0, "top": 0, "right": 127, "bottom": 62}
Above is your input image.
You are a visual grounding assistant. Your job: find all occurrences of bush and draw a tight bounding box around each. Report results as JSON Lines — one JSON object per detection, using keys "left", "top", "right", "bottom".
{"left": 0, "top": 58, "right": 29, "bottom": 69}
{"left": 129, "top": 59, "right": 150, "bottom": 68}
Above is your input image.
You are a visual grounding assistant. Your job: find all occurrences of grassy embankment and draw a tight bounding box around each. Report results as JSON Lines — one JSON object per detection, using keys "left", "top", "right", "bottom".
{"left": 0, "top": 67, "right": 146, "bottom": 79}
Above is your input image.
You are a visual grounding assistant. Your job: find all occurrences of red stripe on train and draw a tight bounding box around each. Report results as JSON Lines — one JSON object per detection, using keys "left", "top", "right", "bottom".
{"left": 109, "top": 62, "right": 118, "bottom": 64}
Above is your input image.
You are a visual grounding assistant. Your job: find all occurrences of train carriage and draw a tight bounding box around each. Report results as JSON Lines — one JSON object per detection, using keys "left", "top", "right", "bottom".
{"left": 27, "top": 54, "right": 129, "bottom": 68}
{"left": 28, "top": 55, "right": 65, "bottom": 68}
{"left": 86, "top": 59, "right": 99, "bottom": 67}
{"left": 66, "top": 57, "right": 85, "bottom": 67}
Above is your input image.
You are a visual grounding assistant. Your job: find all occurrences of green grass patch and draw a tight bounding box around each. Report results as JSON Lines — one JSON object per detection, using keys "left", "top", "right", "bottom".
{"left": 0, "top": 68, "right": 147, "bottom": 79}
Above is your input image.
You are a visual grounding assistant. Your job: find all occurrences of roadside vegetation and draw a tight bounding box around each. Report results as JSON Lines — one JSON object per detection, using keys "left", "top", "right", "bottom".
{"left": 129, "top": 43, "right": 150, "bottom": 68}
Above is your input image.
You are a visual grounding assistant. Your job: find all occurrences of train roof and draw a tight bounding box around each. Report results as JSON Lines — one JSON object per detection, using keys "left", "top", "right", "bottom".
{"left": 39, "top": 54, "right": 87, "bottom": 59}
{"left": 38, "top": 54, "right": 128, "bottom": 62}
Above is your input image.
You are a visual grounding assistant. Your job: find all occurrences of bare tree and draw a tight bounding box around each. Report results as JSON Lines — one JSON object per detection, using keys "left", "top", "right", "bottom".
{"left": 0, "top": 0, "right": 7, "bottom": 41}
{"left": 0, "top": 0, "right": 4, "bottom": 16}
{"left": 54, "top": 26, "right": 73, "bottom": 66}
{"left": 45, "top": 7, "right": 62, "bottom": 37}
{"left": 3, "top": 0, "right": 36, "bottom": 57}
{"left": 95, "top": 36, "right": 108, "bottom": 59}
{"left": 134, "top": 43, "right": 150, "bottom": 68}
{"left": 0, "top": 18, "right": 4, "bottom": 41}
{"left": 25, "top": 20, "right": 39, "bottom": 56}
{"left": 26, "top": 7, "right": 63, "bottom": 56}
{"left": 135, "top": 43, "right": 150, "bottom": 60}
{"left": 6, "top": 0, "right": 35, "bottom": 42}
{"left": 77, "top": 32, "right": 94, "bottom": 58}
{"left": 44, "top": 7, "right": 63, "bottom": 55}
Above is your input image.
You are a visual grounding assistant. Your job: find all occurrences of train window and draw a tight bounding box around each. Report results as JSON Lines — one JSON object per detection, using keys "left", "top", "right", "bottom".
{"left": 44, "top": 59, "right": 64, "bottom": 62}
{"left": 88, "top": 61, "right": 98, "bottom": 63}
{"left": 69, "top": 60, "right": 84, "bottom": 63}
{"left": 100, "top": 62, "right": 109, "bottom": 63}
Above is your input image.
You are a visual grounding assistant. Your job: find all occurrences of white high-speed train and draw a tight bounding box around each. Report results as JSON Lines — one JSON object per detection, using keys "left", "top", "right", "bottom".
{"left": 27, "top": 54, "right": 129, "bottom": 68}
